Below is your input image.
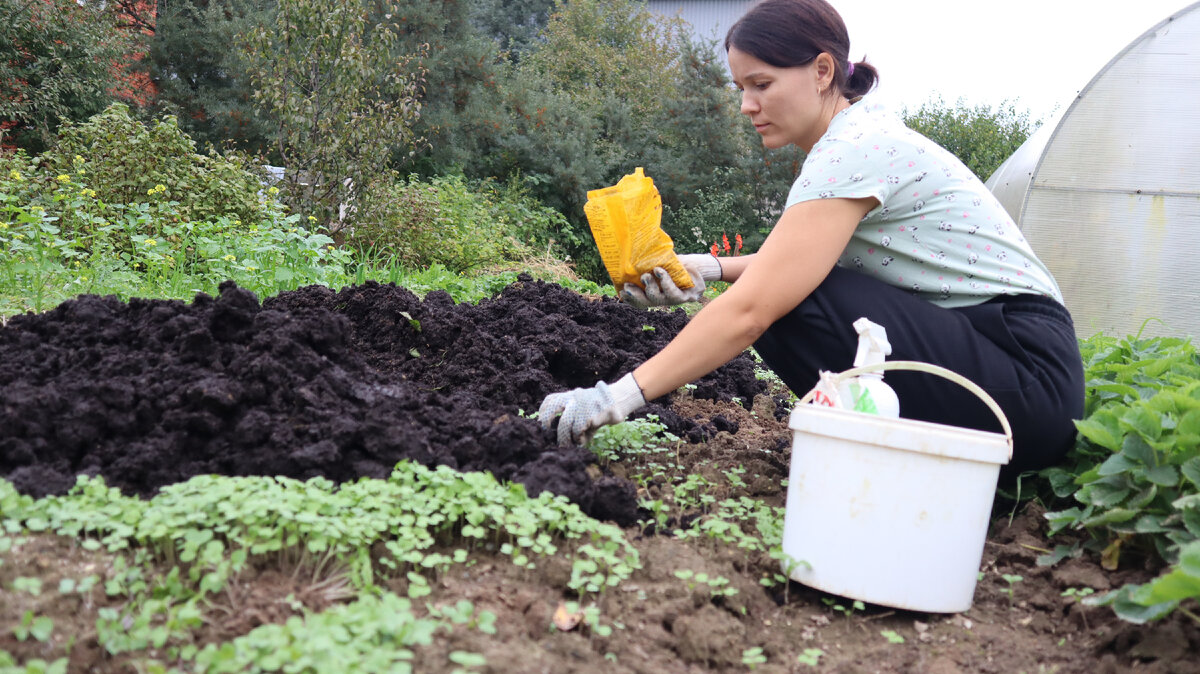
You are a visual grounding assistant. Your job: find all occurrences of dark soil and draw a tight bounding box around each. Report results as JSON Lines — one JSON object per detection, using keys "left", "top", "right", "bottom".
{"left": 2, "top": 277, "right": 1198, "bottom": 673}
{"left": 0, "top": 276, "right": 763, "bottom": 525}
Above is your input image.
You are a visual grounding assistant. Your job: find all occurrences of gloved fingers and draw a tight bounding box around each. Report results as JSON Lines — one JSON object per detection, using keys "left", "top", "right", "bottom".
{"left": 537, "top": 390, "right": 574, "bottom": 433}
{"left": 640, "top": 271, "right": 667, "bottom": 305}
{"left": 556, "top": 391, "right": 607, "bottom": 445}
{"left": 539, "top": 387, "right": 610, "bottom": 445}
{"left": 621, "top": 283, "right": 652, "bottom": 309}
{"left": 655, "top": 267, "right": 704, "bottom": 303}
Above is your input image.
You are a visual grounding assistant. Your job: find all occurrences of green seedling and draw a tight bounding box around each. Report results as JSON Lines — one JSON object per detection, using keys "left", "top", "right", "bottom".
{"left": 881, "top": 629, "right": 905, "bottom": 644}
{"left": 13, "top": 611, "right": 54, "bottom": 643}
{"left": 741, "top": 646, "right": 767, "bottom": 669}
{"left": 1061, "top": 587, "right": 1095, "bottom": 600}
{"left": 674, "top": 569, "right": 739, "bottom": 599}
{"left": 822, "top": 597, "right": 865, "bottom": 618}
{"left": 1000, "top": 574, "right": 1024, "bottom": 605}
{"left": 796, "top": 648, "right": 825, "bottom": 667}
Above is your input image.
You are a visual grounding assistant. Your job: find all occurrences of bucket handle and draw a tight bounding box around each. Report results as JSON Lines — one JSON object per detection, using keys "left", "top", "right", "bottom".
{"left": 798, "top": 360, "right": 1014, "bottom": 461}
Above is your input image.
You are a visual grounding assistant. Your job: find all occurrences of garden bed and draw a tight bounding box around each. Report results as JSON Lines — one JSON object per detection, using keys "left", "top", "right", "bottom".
{"left": 1, "top": 277, "right": 1197, "bottom": 672}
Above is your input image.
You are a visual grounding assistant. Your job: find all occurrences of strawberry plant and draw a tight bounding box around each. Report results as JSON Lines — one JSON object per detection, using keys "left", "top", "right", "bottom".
{"left": 1042, "top": 331, "right": 1200, "bottom": 622}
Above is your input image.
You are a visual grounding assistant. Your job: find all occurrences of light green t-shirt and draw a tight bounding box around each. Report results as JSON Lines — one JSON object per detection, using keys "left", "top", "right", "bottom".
{"left": 785, "top": 101, "right": 1063, "bottom": 308}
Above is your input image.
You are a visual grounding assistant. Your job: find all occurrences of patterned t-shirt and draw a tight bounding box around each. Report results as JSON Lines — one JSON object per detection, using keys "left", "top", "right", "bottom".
{"left": 785, "top": 101, "right": 1063, "bottom": 308}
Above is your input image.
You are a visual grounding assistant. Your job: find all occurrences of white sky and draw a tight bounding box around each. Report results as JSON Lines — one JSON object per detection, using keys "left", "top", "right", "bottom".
{"left": 835, "top": 0, "right": 1195, "bottom": 123}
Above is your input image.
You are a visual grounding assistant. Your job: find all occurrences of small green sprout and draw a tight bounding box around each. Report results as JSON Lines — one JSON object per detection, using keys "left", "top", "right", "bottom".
{"left": 822, "top": 597, "right": 865, "bottom": 618}
{"left": 1061, "top": 587, "right": 1095, "bottom": 600}
{"left": 741, "top": 646, "right": 767, "bottom": 669}
{"left": 797, "top": 648, "right": 825, "bottom": 667}
{"left": 881, "top": 629, "right": 905, "bottom": 644}
{"left": 1000, "top": 573, "right": 1024, "bottom": 605}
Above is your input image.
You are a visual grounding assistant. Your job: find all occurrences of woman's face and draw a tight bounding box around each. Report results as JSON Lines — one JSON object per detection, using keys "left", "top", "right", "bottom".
{"left": 728, "top": 46, "right": 833, "bottom": 151}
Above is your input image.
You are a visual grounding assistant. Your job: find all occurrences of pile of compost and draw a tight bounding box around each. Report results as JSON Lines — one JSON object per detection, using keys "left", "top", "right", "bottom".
{"left": 0, "top": 276, "right": 764, "bottom": 525}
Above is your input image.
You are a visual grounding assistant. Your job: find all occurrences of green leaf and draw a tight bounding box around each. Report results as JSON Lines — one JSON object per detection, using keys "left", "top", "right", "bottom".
{"left": 1181, "top": 457, "right": 1200, "bottom": 489}
{"left": 1181, "top": 508, "right": 1200, "bottom": 537}
{"left": 1144, "top": 464, "right": 1180, "bottom": 487}
{"left": 1135, "top": 513, "right": 1171, "bottom": 534}
{"left": 1097, "top": 452, "right": 1138, "bottom": 476}
{"left": 1079, "top": 476, "right": 1132, "bottom": 508}
{"left": 1179, "top": 541, "right": 1200, "bottom": 576}
{"left": 1122, "top": 406, "right": 1163, "bottom": 441}
{"left": 1080, "top": 508, "right": 1138, "bottom": 528}
{"left": 1121, "top": 434, "right": 1157, "bottom": 466}
{"left": 1131, "top": 570, "right": 1200, "bottom": 605}
{"left": 1075, "top": 415, "right": 1123, "bottom": 451}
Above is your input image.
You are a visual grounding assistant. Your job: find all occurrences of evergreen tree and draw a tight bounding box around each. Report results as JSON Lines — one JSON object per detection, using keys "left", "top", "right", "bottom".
{"left": 468, "top": 0, "right": 555, "bottom": 60}
{"left": 146, "top": 0, "right": 276, "bottom": 156}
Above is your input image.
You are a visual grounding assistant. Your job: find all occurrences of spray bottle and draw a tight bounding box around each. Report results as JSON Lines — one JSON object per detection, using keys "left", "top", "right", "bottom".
{"left": 835, "top": 317, "right": 900, "bottom": 417}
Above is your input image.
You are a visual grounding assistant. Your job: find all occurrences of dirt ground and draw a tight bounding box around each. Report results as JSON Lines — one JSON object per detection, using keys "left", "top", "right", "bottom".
{"left": 2, "top": 277, "right": 1198, "bottom": 672}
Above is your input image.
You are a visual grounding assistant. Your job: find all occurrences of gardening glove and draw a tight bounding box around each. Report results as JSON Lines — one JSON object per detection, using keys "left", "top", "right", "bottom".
{"left": 621, "top": 253, "right": 722, "bottom": 309}
{"left": 538, "top": 373, "right": 647, "bottom": 446}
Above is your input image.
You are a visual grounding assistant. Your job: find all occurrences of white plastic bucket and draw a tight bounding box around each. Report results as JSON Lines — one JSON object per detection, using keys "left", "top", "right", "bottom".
{"left": 782, "top": 361, "right": 1013, "bottom": 613}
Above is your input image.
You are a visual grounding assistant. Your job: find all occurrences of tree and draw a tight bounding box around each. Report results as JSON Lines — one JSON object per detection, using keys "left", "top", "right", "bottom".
{"left": 522, "top": 0, "right": 690, "bottom": 118}
{"left": 146, "top": 0, "right": 275, "bottom": 156}
{"left": 468, "top": 0, "right": 555, "bottom": 61}
{"left": 0, "top": 0, "right": 138, "bottom": 152}
{"left": 902, "top": 96, "right": 1039, "bottom": 182}
{"left": 241, "top": 0, "right": 426, "bottom": 231}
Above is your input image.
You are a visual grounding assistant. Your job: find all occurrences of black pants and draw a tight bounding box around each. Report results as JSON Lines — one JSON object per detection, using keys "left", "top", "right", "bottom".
{"left": 754, "top": 267, "right": 1085, "bottom": 482}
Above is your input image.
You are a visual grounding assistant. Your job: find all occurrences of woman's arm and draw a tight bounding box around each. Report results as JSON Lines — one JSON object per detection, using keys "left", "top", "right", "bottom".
{"left": 634, "top": 196, "right": 876, "bottom": 400}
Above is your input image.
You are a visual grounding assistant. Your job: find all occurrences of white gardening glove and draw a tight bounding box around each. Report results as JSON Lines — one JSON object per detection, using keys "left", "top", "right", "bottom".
{"left": 621, "top": 253, "right": 722, "bottom": 309}
{"left": 538, "top": 373, "right": 647, "bottom": 446}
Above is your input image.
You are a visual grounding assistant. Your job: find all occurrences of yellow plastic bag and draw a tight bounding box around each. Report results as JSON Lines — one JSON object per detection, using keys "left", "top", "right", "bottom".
{"left": 584, "top": 167, "right": 693, "bottom": 291}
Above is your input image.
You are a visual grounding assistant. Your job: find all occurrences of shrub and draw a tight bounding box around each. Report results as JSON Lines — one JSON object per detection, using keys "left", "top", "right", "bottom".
{"left": 42, "top": 103, "right": 270, "bottom": 227}
{"left": 902, "top": 96, "right": 1038, "bottom": 182}
{"left": 347, "top": 174, "right": 542, "bottom": 274}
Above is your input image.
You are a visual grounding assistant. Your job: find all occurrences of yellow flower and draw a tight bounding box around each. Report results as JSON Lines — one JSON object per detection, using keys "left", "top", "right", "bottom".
{"left": 56, "top": 174, "right": 71, "bottom": 183}
{"left": 8, "top": 170, "right": 20, "bottom": 181}
{"left": 73, "top": 155, "right": 84, "bottom": 165}
{"left": 155, "top": 184, "right": 166, "bottom": 193}
{"left": 244, "top": 264, "right": 258, "bottom": 271}
{"left": 144, "top": 238, "right": 157, "bottom": 247}
{"left": 0, "top": 223, "right": 7, "bottom": 230}
{"left": 308, "top": 216, "right": 317, "bottom": 223}
{"left": 147, "top": 188, "right": 157, "bottom": 196}
{"left": 267, "top": 186, "right": 279, "bottom": 195}
{"left": 223, "top": 254, "right": 236, "bottom": 262}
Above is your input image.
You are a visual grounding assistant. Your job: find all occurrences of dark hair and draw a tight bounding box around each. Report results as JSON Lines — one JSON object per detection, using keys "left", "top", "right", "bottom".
{"left": 725, "top": 0, "right": 879, "bottom": 99}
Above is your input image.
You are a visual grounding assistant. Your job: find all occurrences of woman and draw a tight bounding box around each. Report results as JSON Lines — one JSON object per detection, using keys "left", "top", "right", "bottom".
{"left": 539, "top": 0, "right": 1084, "bottom": 481}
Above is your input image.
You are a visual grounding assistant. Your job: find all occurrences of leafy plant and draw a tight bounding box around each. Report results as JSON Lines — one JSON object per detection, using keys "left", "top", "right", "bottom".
{"left": 1040, "top": 332, "right": 1200, "bottom": 622}
{"left": 241, "top": 0, "right": 426, "bottom": 233}
{"left": 881, "top": 629, "right": 906, "bottom": 644}
{"left": 44, "top": 103, "right": 272, "bottom": 228}
{"left": 1086, "top": 539, "right": 1200, "bottom": 625}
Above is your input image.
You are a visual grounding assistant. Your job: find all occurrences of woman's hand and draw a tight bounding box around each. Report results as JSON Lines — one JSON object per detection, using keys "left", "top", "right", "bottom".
{"left": 621, "top": 253, "right": 722, "bottom": 309}
{"left": 538, "top": 373, "right": 646, "bottom": 445}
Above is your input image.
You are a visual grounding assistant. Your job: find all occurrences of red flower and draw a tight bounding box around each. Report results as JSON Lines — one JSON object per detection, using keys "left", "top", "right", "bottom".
{"left": 710, "top": 241, "right": 720, "bottom": 257}
{"left": 722, "top": 233, "right": 731, "bottom": 255}
{"left": 735, "top": 233, "right": 743, "bottom": 255}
